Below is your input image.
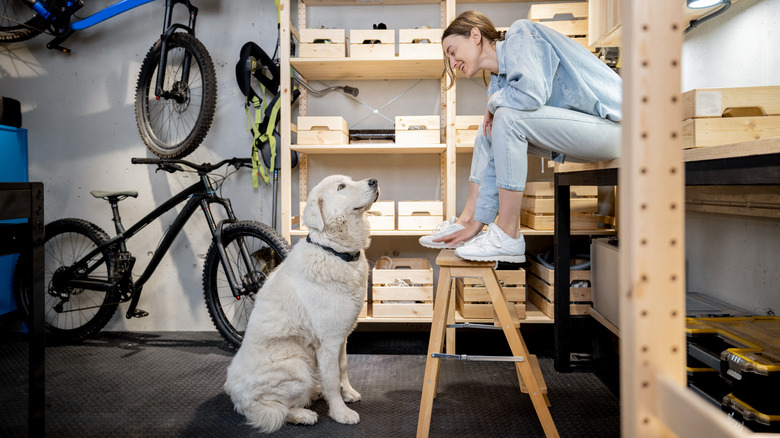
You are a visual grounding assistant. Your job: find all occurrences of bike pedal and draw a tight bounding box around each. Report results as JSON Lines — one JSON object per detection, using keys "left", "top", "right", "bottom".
{"left": 130, "top": 309, "right": 149, "bottom": 318}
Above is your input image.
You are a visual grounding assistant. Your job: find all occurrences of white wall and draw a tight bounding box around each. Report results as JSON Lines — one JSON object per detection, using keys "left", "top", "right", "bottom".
{"left": 681, "top": 0, "right": 780, "bottom": 316}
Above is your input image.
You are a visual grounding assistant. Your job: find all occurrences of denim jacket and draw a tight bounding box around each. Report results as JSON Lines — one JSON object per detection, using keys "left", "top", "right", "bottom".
{"left": 488, "top": 19, "right": 622, "bottom": 122}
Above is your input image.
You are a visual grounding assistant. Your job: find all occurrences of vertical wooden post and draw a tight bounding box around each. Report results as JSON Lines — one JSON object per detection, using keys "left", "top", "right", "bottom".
{"left": 443, "top": 0, "right": 456, "bottom": 219}
{"left": 280, "top": 0, "right": 292, "bottom": 241}
{"left": 619, "top": 1, "right": 686, "bottom": 437}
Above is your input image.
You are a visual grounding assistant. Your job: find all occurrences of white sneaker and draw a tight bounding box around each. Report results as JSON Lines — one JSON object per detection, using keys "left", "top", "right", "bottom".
{"left": 454, "top": 223, "right": 526, "bottom": 263}
{"left": 418, "top": 217, "right": 465, "bottom": 249}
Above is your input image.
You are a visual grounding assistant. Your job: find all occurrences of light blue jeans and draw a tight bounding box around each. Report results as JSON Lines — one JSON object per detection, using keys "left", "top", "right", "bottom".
{"left": 470, "top": 106, "right": 621, "bottom": 225}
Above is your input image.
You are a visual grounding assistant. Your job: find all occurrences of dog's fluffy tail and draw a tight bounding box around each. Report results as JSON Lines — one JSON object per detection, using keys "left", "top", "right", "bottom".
{"left": 242, "top": 399, "right": 287, "bottom": 434}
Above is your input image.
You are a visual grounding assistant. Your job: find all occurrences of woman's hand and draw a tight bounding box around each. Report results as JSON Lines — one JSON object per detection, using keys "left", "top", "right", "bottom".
{"left": 434, "top": 221, "right": 484, "bottom": 247}
{"left": 483, "top": 106, "right": 494, "bottom": 137}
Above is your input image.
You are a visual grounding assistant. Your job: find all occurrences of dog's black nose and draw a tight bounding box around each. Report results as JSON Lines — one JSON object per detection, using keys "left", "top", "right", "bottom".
{"left": 368, "top": 179, "right": 378, "bottom": 187}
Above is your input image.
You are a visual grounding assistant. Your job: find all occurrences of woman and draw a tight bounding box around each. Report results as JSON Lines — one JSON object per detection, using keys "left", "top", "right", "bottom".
{"left": 419, "top": 10, "right": 622, "bottom": 262}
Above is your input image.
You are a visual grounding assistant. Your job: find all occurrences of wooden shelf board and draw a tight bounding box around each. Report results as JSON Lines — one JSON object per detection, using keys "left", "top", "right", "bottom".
{"left": 356, "top": 301, "right": 553, "bottom": 324}
{"left": 292, "top": 143, "right": 446, "bottom": 154}
{"left": 290, "top": 229, "right": 434, "bottom": 237}
{"left": 290, "top": 227, "right": 614, "bottom": 237}
{"left": 291, "top": 57, "right": 444, "bottom": 80}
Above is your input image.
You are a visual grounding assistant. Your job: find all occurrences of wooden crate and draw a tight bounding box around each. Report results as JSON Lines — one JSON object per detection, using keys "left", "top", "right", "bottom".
{"left": 455, "top": 115, "right": 483, "bottom": 148}
{"left": 367, "top": 200, "right": 395, "bottom": 231}
{"left": 681, "top": 86, "right": 780, "bottom": 120}
{"left": 297, "top": 116, "right": 349, "bottom": 145}
{"left": 372, "top": 257, "right": 433, "bottom": 318}
{"left": 456, "top": 269, "right": 526, "bottom": 319}
{"left": 521, "top": 182, "right": 604, "bottom": 231}
{"left": 527, "top": 2, "right": 592, "bottom": 52}
{"left": 526, "top": 258, "right": 591, "bottom": 319}
{"left": 682, "top": 116, "right": 780, "bottom": 148}
{"left": 350, "top": 29, "right": 395, "bottom": 58}
{"left": 398, "top": 28, "right": 442, "bottom": 59}
{"left": 681, "top": 86, "right": 780, "bottom": 149}
{"left": 397, "top": 201, "right": 443, "bottom": 231}
{"left": 299, "top": 28, "right": 346, "bottom": 58}
{"left": 395, "top": 115, "right": 440, "bottom": 144}
{"left": 301, "top": 200, "right": 394, "bottom": 231}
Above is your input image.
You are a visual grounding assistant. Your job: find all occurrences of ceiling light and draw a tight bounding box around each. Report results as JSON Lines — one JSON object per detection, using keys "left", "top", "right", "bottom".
{"left": 687, "top": 0, "right": 724, "bottom": 9}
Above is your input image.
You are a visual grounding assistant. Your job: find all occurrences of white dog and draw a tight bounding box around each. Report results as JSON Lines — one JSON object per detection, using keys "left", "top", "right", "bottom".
{"left": 225, "top": 175, "right": 379, "bottom": 433}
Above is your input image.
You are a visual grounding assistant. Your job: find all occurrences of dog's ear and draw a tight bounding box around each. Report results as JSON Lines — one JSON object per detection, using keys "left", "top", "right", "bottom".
{"left": 303, "top": 197, "right": 325, "bottom": 231}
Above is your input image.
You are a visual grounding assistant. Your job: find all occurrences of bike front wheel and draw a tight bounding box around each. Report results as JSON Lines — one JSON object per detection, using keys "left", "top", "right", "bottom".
{"left": 135, "top": 32, "right": 217, "bottom": 159}
{"left": 202, "top": 221, "right": 290, "bottom": 348}
{"left": 0, "top": 0, "right": 47, "bottom": 43}
{"left": 13, "top": 218, "right": 119, "bottom": 344}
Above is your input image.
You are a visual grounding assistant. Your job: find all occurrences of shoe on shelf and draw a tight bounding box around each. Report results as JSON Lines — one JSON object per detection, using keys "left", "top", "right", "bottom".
{"left": 418, "top": 217, "right": 465, "bottom": 249}
{"left": 454, "top": 223, "right": 526, "bottom": 263}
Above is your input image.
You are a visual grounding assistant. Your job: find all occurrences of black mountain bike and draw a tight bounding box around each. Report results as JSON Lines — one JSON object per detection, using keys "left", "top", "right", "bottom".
{"left": 0, "top": 0, "right": 217, "bottom": 159}
{"left": 13, "top": 157, "right": 290, "bottom": 348}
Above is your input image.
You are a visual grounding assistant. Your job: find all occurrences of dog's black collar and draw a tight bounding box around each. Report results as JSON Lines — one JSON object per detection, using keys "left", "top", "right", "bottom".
{"left": 306, "top": 235, "right": 361, "bottom": 262}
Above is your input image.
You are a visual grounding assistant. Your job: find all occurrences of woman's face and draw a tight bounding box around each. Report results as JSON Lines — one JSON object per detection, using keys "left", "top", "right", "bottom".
{"left": 442, "top": 29, "right": 482, "bottom": 78}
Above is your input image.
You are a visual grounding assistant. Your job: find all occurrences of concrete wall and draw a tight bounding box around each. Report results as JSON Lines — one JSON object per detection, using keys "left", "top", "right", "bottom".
{"left": 1, "top": 0, "right": 776, "bottom": 330}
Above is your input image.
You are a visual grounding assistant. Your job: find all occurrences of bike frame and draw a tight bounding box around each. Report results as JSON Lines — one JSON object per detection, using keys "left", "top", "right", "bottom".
{"left": 35, "top": 0, "right": 199, "bottom": 98}
{"left": 58, "top": 172, "right": 252, "bottom": 319}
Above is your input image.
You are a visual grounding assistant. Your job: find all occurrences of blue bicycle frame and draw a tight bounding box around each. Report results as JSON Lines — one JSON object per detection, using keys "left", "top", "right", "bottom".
{"left": 69, "top": 0, "right": 155, "bottom": 31}
{"left": 35, "top": 0, "right": 198, "bottom": 55}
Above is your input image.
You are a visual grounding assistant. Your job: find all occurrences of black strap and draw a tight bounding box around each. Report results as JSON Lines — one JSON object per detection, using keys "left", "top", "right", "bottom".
{"left": 306, "top": 235, "right": 360, "bottom": 262}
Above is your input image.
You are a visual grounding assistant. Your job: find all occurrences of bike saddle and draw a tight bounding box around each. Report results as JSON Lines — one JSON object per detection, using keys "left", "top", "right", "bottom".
{"left": 91, "top": 190, "right": 139, "bottom": 201}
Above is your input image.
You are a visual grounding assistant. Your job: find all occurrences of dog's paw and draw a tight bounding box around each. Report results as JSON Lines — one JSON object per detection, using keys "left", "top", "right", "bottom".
{"left": 286, "top": 408, "right": 318, "bottom": 425}
{"left": 330, "top": 406, "right": 360, "bottom": 425}
{"left": 341, "top": 386, "right": 362, "bottom": 403}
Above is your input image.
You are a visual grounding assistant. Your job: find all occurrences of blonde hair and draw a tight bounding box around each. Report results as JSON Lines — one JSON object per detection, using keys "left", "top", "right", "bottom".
{"left": 442, "top": 10, "right": 505, "bottom": 89}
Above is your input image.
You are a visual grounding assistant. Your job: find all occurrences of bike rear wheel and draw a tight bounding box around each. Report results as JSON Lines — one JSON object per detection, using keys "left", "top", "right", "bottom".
{"left": 13, "top": 218, "right": 119, "bottom": 344}
{"left": 0, "top": 0, "right": 47, "bottom": 42}
{"left": 202, "top": 221, "right": 290, "bottom": 348}
{"left": 135, "top": 32, "right": 217, "bottom": 159}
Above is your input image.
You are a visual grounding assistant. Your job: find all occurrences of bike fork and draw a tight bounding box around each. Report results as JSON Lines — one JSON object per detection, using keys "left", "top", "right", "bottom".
{"left": 201, "top": 198, "right": 255, "bottom": 300}
{"left": 155, "top": 0, "right": 198, "bottom": 98}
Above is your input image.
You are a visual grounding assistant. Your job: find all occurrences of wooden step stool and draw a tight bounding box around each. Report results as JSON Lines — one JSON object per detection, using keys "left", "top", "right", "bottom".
{"left": 416, "top": 250, "right": 559, "bottom": 438}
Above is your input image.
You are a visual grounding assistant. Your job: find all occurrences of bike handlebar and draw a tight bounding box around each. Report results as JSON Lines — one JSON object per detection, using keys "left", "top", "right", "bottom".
{"left": 131, "top": 157, "right": 252, "bottom": 173}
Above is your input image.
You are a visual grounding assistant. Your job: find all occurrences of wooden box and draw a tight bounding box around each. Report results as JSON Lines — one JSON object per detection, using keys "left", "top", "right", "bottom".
{"left": 455, "top": 115, "right": 483, "bottom": 149}
{"left": 456, "top": 269, "right": 526, "bottom": 319}
{"left": 681, "top": 86, "right": 780, "bottom": 120}
{"left": 367, "top": 200, "right": 395, "bottom": 231}
{"left": 681, "top": 86, "right": 780, "bottom": 148}
{"left": 395, "top": 115, "right": 440, "bottom": 144}
{"left": 521, "top": 182, "right": 603, "bottom": 230}
{"left": 528, "top": 2, "right": 591, "bottom": 51}
{"left": 682, "top": 116, "right": 780, "bottom": 148}
{"left": 299, "top": 28, "right": 346, "bottom": 58}
{"left": 372, "top": 257, "right": 433, "bottom": 318}
{"left": 397, "top": 201, "right": 443, "bottom": 231}
{"left": 349, "top": 29, "right": 395, "bottom": 58}
{"left": 398, "top": 28, "right": 442, "bottom": 59}
{"left": 301, "top": 200, "right": 394, "bottom": 231}
{"left": 526, "top": 258, "right": 592, "bottom": 319}
{"left": 297, "top": 116, "right": 349, "bottom": 145}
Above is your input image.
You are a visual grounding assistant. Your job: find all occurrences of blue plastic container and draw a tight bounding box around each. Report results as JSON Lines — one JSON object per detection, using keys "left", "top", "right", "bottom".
{"left": 1, "top": 124, "right": 29, "bottom": 315}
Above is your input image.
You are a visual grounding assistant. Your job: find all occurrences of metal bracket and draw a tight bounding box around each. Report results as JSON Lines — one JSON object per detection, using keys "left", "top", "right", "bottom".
{"left": 432, "top": 353, "right": 525, "bottom": 362}
{"left": 446, "top": 322, "right": 503, "bottom": 330}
